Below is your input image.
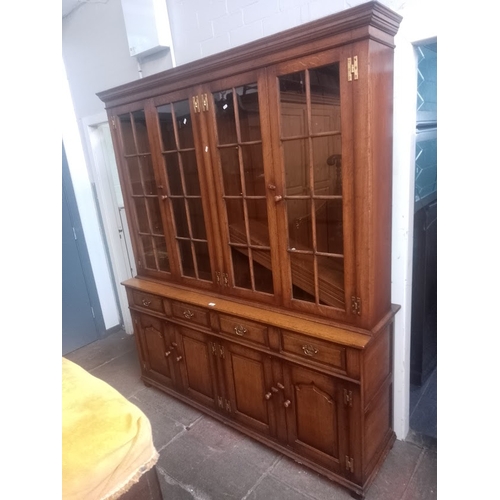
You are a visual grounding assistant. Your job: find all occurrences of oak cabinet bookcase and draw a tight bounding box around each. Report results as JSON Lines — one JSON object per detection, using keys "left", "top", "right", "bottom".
{"left": 98, "top": 2, "right": 402, "bottom": 497}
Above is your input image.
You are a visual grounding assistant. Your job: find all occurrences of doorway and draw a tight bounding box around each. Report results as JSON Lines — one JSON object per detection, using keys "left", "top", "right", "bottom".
{"left": 62, "top": 144, "right": 105, "bottom": 354}
{"left": 409, "top": 39, "right": 437, "bottom": 444}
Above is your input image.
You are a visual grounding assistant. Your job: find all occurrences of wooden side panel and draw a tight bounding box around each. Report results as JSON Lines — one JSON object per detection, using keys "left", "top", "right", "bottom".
{"left": 363, "top": 325, "right": 391, "bottom": 405}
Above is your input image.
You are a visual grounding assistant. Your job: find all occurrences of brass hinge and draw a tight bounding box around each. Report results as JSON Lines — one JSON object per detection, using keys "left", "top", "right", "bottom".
{"left": 211, "top": 342, "right": 217, "bottom": 356}
{"left": 192, "top": 95, "right": 200, "bottom": 113}
{"left": 345, "top": 456, "right": 354, "bottom": 473}
{"left": 218, "top": 396, "right": 224, "bottom": 408}
{"left": 225, "top": 399, "right": 231, "bottom": 413}
{"left": 111, "top": 117, "right": 116, "bottom": 129}
{"left": 344, "top": 389, "right": 353, "bottom": 407}
{"left": 219, "top": 345, "right": 225, "bottom": 359}
{"left": 201, "top": 93, "right": 209, "bottom": 111}
{"left": 347, "top": 56, "right": 358, "bottom": 81}
{"left": 216, "top": 271, "right": 221, "bottom": 285}
{"left": 351, "top": 296, "right": 361, "bottom": 315}
{"left": 223, "top": 273, "right": 229, "bottom": 287}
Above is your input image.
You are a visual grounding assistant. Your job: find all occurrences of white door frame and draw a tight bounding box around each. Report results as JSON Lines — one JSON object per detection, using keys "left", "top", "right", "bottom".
{"left": 80, "top": 112, "right": 136, "bottom": 334}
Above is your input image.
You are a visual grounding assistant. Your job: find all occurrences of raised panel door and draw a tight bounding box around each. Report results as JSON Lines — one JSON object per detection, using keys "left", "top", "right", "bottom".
{"left": 174, "top": 325, "right": 220, "bottom": 409}
{"left": 281, "top": 362, "right": 349, "bottom": 475}
{"left": 132, "top": 311, "right": 176, "bottom": 388}
{"left": 221, "top": 340, "right": 277, "bottom": 437}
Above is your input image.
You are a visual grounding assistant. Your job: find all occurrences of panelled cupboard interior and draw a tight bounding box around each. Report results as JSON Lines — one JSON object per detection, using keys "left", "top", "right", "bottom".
{"left": 98, "top": 2, "right": 402, "bottom": 497}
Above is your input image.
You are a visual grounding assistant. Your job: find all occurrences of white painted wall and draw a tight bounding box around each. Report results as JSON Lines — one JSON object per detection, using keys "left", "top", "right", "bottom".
{"left": 62, "top": 0, "right": 436, "bottom": 438}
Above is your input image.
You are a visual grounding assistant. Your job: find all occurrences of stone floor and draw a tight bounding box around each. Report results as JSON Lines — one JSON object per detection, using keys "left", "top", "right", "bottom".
{"left": 65, "top": 329, "right": 437, "bottom": 500}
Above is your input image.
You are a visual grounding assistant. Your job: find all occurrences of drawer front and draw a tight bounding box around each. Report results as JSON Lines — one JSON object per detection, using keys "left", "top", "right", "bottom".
{"left": 219, "top": 314, "right": 268, "bottom": 347}
{"left": 281, "top": 330, "right": 346, "bottom": 372}
{"left": 171, "top": 301, "right": 210, "bottom": 328}
{"left": 131, "top": 290, "right": 165, "bottom": 315}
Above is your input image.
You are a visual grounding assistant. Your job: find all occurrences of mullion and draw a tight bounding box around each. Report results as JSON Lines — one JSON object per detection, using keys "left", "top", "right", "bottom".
{"left": 305, "top": 69, "right": 320, "bottom": 305}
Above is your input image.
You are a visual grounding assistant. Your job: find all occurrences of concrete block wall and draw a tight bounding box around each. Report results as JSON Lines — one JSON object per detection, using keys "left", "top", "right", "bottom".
{"left": 166, "top": 0, "right": 406, "bottom": 66}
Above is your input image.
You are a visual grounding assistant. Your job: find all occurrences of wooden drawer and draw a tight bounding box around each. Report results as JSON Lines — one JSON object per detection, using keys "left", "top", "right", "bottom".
{"left": 171, "top": 301, "right": 210, "bottom": 328}
{"left": 131, "top": 290, "right": 165, "bottom": 315}
{"left": 281, "top": 330, "right": 346, "bottom": 372}
{"left": 219, "top": 314, "right": 268, "bottom": 347}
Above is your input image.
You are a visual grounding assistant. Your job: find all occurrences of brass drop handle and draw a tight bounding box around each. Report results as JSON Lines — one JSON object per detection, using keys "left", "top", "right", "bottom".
{"left": 284, "top": 400, "right": 291, "bottom": 408}
{"left": 165, "top": 351, "right": 172, "bottom": 357}
{"left": 142, "top": 299, "right": 151, "bottom": 307}
{"left": 183, "top": 310, "right": 194, "bottom": 319}
{"left": 265, "top": 392, "right": 273, "bottom": 400}
{"left": 271, "top": 387, "right": 279, "bottom": 393}
{"left": 176, "top": 355, "right": 183, "bottom": 362}
{"left": 274, "top": 195, "right": 283, "bottom": 202}
{"left": 302, "top": 344, "right": 318, "bottom": 357}
{"left": 277, "top": 382, "right": 285, "bottom": 390}
{"left": 234, "top": 325, "right": 247, "bottom": 336}
{"left": 161, "top": 195, "right": 168, "bottom": 200}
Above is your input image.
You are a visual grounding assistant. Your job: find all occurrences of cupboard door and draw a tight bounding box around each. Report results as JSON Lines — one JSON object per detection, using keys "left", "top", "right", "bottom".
{"left": 221, "top": 341, "right": 277, "bottom": 437}
{"left": 281, "top": 362, "right": 350, "bottom": 475}
{"left": 267, "top": 49, "right": 356, "bottom": 320}
{"left": 203, "top": 71, "right": 282, "bottom": 303}
{"left": 133, "top": 312, "right": 176, "bottom": 388}
{"left": 174, "top": 325, "right": 220, "bottom": 409}
{"left": 114, "top": 106, "right": 171, "bottom": 276}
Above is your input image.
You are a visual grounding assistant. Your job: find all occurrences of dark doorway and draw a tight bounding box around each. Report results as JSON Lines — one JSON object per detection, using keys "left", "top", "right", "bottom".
{"left": 409, "top": 39, "right": 437, "bottom": 444}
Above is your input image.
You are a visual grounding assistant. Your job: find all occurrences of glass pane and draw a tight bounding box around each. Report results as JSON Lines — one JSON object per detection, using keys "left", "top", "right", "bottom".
{"left": 181, "top": 151, "right": 201, "bottom": 195}
{"left": 194, "top": 241, "right": 211, "bottom": 280}
{"left": 287, "top": 199, "right": 312, "bottom": 251}
{"left": 187, "top": 198, "right": 207, "bottom": 240}
{"left": 155, "top": 237, "right": 170, "bottom": 272}
{"left": 157, "top": 104, "right": 176, "bottom": 151}
{"left": 178, "top": 240, "right": 195, "bottom": 278}
{"left": 279, "top": 71, "right": 306, "bottom": 139}
{"left": 242, "top": 144, "right": 265, "bottom": 196}
{"left": 164, "top": 153, "right": 182, "bottom": 195}
{"left": 315, "top": 199, "right": 343, "bottom": 254}
{"left": 171, "top": 198, "right": 189, "bottom": 238}
{"left": 312, "top": 136, "right": 342, "bottom": 196}
{"left": 126, "top": 157, "right": 142, "bottom": 195}
{"left": 247, "top": 199, "right": 269, "bottom": 234}
{"left": 232, "top": 248, "right": 251, "bottom": 289}
{"left": 134, "top": 198, "right": 149, "bottom": 233}
{"left": 220, "top": 147, "right": 241, "bottom": 196}
{"left": 309, "top": 63, "right": 340, "bottom": 135}
{"left": 317, "top": 255, "right": 344, "bottom": 307}
{"left": 141, "top": 155, "right": 156, "bottom": 195}
{"left": 225, "top": 199, "right": 245, "bottom": 242}
{"left": 214, "top": 89, "right": 237, "bottom": 145}
{"left": 237, "top": 84, "right": 261, "bottom": 142}
{"left": 253, "top": 252, "right": 274, "bottom": 293}
{"left": 141, "top": 236, "right": 156, "bottom": 269}
{"left": 283, "top": 139, "right": 309, "bottom": 196}
{"left": 132, "top": 110, "right": 150, "bottom": 154}
{"left": 173, "top": 100, "right": 194, "bottom": 149}
{"left": 119, "top": 114, "right": 135, "bottom": 155}
{"left": 290, "top": 252, "right": 315, "bottom": 303}
{"left": 147, "top": 198, "right": 163, "bottom": 235}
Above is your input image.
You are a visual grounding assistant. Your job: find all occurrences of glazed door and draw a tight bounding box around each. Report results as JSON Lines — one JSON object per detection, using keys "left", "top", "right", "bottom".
{"left": 201, "top": 70, "right": 282, "bottom": 304}
{"left": 132, "top": 311, "right": 177, "bottom": 388}
{"left": 112, "top": 104, "right": 172, "bottom": 279}
{"left": 267, "top": 48, "right": 356, "bottom": 321}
